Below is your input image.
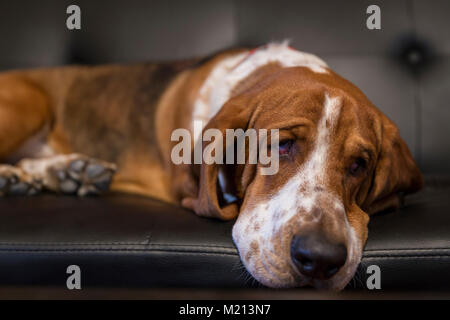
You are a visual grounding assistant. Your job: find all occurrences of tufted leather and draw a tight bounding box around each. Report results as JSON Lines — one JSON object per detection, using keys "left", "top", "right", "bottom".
{"left": 0, "top": 178, "right": 448, "bottom": 290}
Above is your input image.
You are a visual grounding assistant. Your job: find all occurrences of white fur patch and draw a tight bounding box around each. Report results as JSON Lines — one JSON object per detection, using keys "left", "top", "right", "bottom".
{"left": 253, "top": 93, "right": 342, "bottom": 224}
{"left": 19, "top": 154, "right": 80, "bottom": 184}
{"left": 192, "top": 42, "right": 329, "bottom": 143}
{"left": 192, "top": 51, "right": 248, "bottom": 142}
{"left": 232, "top": 93, "right": 362, "bottom": 289}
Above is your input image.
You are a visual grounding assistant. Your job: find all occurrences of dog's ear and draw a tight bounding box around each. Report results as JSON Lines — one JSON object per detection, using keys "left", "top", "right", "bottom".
{"left": 362, "top": 116, "right": 423, "bottom": 214}
{"left": 181, "top": 98, "right": 256, "bottom": 220}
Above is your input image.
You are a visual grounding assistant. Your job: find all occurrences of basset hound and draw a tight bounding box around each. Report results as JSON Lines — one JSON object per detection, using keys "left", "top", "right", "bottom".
{"left": 0, "top": 42, "right": 423, "bottom": 290}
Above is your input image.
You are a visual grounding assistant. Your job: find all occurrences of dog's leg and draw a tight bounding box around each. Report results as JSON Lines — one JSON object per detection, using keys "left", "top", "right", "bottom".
{"left": 0, "top": 154, "right": 116, "bottom": 196}
{"left": 0, "top": 75, "right": 51, "bottom": 159}
{"left": 0, "top": 74, "right": 51, "bottom": 196}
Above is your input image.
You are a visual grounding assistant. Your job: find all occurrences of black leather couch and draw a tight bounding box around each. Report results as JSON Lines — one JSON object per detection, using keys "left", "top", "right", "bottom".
{"left": 0, "top": 0, "right": 449, "bottom": 295}
{"left": 0, "top": 178, "right": 449, "bottom": 292}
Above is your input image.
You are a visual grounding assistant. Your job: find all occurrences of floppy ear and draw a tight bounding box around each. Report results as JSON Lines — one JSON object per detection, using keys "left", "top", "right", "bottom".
{"left": 362, "top": 116, "right": 423, "bottom": 214}
{"left": 181, "top": 99, "right": 256, "bottom": 220}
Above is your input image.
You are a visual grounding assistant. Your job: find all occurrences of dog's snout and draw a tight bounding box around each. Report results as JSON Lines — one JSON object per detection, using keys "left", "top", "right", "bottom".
{"left": 290, "top": 234, "right": 347, "bottom": 280}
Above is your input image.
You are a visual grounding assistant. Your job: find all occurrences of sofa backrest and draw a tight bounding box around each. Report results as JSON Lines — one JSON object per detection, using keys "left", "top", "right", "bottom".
{"left": 1, "top": 0, "right": 448, "bottom": 174}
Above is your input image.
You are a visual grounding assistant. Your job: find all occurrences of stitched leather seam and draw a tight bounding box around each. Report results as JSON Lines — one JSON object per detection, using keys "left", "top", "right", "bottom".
{"left": 364, "top": 248, "right": 450, "bottom": 252}
{"left": 1, "top": 243, "right": 449, "bottom": 254}
{"left": 1, "top": 249, "right": 448, "bottom": 259}
{"left": 0, "top": 242, "right": 149, "bottom": 245}
{"left": 363, "top": 255, "right": 450, "bottom": 259}
{"left": 3, "top": 247, "right": 448, "bottom": 257}
{"left": 364, "top": 250, "right": 450, "bottom": 257}
{"left": 0, "top": 248, "right": 239, "bottom": 256}
{"left": 0, "top": 242, "right": 236, "bottom": 249}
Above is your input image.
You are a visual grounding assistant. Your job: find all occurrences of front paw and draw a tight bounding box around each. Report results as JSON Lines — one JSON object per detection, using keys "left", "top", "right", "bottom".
{"left": 0, "top": 165, "right": 41, "bottom": 196}
{"left": 49, "top": 155, "right": 117, "bottom": 196}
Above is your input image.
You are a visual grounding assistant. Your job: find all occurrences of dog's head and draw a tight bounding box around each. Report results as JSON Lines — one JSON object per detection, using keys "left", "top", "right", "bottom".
{"left": 181, "top": 64, "right": 423, "bottom": 290}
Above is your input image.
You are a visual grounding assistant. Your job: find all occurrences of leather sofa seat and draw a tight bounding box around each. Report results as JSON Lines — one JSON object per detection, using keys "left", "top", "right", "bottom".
{"left": 0, "top": 178, "right": 448, "bottom": 290}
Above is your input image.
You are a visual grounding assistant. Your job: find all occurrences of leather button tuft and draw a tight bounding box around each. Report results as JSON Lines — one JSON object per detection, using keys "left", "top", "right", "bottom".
{"left": 391, "top": 34, "right": 435, "bottom": 75}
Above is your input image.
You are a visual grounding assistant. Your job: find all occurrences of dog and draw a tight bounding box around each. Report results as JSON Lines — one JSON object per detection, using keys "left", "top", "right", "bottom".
{"left": 0, "top": 42, "right": 423, "bottom": 290}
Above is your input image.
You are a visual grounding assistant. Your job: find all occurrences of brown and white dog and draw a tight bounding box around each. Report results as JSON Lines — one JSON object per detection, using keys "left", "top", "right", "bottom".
{"left": 0, "top": 42, "right": 422, "bottom": 290}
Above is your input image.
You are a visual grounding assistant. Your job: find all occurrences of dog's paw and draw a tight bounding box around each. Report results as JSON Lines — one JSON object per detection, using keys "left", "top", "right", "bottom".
{"left": 49, "top": 155, "right": 117, "bottom": 196}
{"left": 0, "top": 165, "right": 42, "bottom": 197}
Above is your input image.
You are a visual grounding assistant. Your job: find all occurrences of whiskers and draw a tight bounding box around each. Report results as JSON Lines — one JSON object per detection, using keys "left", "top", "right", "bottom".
{"left": 231, "top": 260, "right": 261, "bottom": 288}
{"left": 231, "top": 260, "right": 246, "bottom": 272}
{"left": 349, "top": 265, "right": 365, "bottom": 289}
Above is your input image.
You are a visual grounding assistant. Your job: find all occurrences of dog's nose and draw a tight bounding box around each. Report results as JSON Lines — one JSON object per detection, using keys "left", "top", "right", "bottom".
{"left": 290, "top": 234, "right": 347, "bottom": 280}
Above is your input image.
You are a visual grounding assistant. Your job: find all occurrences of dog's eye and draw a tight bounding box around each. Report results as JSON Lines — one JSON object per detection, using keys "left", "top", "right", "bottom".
{"left": 278, "top": 139, "right": 294, "bottom": 156}
{"left": 349, "top": 158, "right": 367, "bottom": 175}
